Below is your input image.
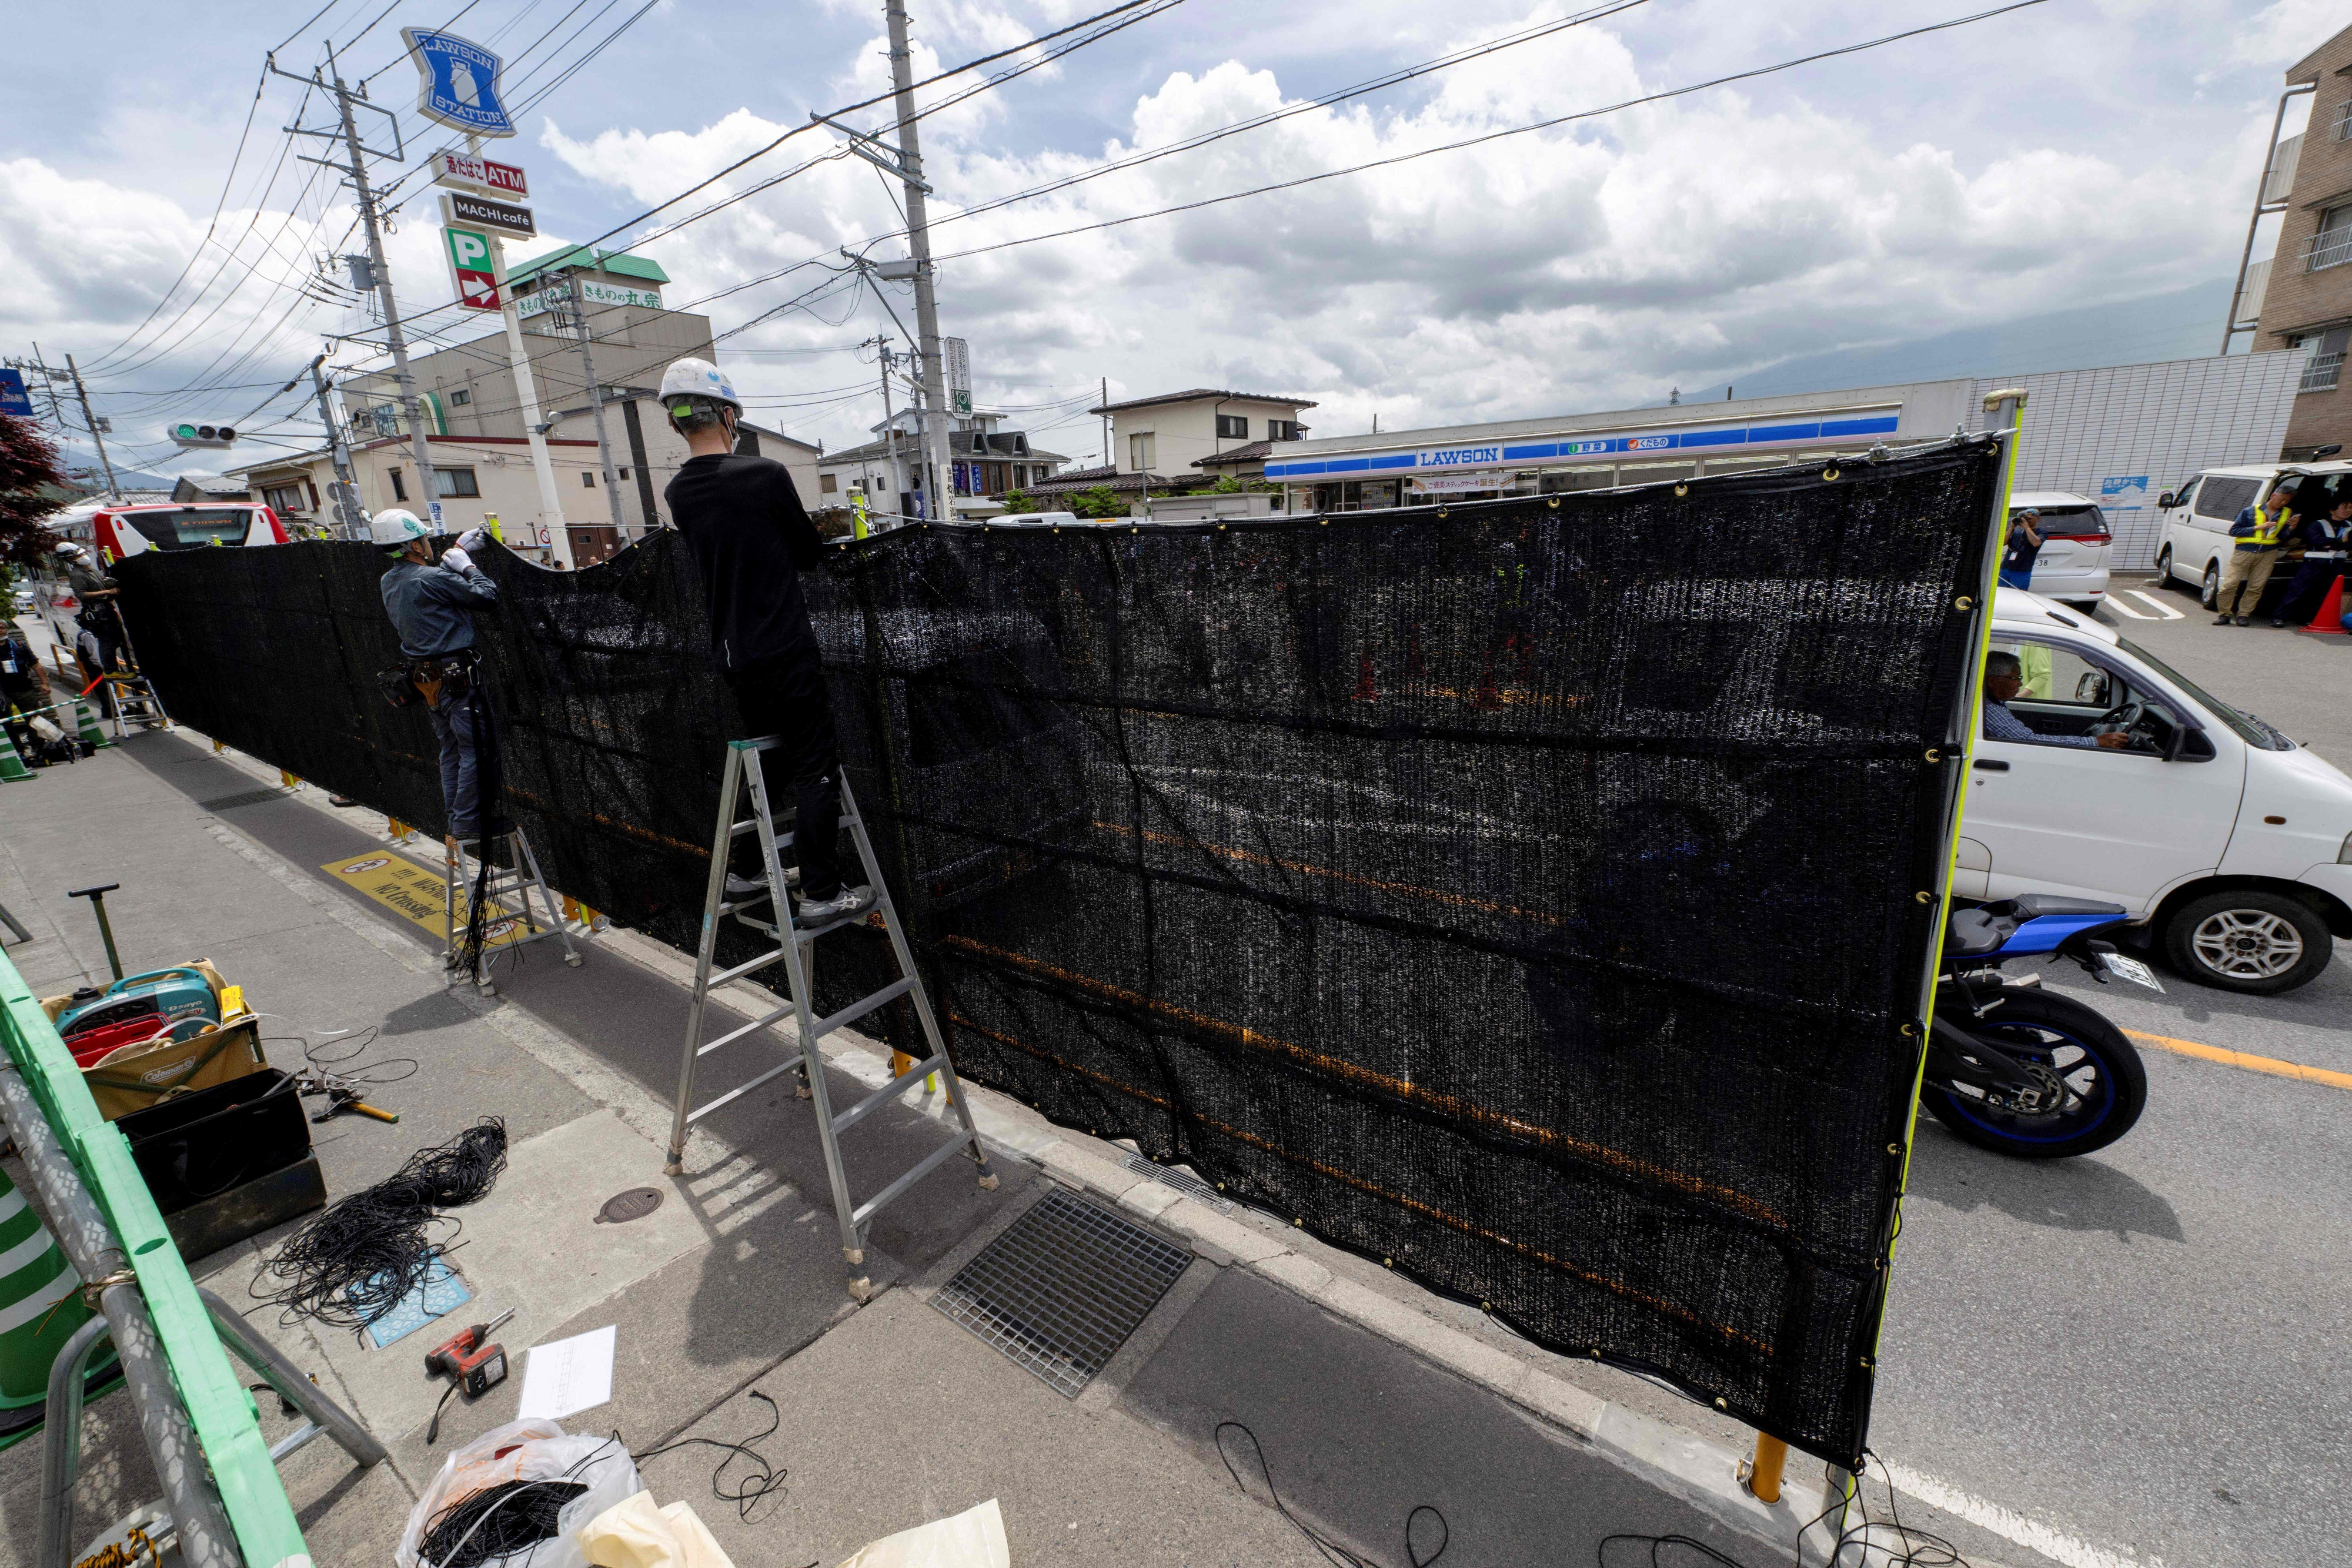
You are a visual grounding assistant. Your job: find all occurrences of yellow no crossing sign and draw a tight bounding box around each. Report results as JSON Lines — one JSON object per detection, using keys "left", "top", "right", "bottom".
{"left": 321, "top": 853, "right": 532, "bottom": 950}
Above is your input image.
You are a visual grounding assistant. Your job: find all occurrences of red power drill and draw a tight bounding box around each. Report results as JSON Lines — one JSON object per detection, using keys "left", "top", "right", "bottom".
{"left": 425, "top": 1308, "right": 514, "bottom": 1442}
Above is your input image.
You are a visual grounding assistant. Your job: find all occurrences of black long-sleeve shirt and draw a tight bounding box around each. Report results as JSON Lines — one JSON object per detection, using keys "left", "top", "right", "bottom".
{"left": 663, "top": 452, "right": 823, "bottom": 672}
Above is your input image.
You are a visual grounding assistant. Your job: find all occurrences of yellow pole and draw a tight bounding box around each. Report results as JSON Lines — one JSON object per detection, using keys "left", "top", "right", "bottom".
{"left": 1742, "top": 1433, "right": 1788, "bottom": 1504}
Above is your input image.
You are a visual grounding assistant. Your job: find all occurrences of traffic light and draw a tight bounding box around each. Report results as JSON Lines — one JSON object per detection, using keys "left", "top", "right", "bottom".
{"left": 168, "top": 423, "right": 237, "bottom": 449}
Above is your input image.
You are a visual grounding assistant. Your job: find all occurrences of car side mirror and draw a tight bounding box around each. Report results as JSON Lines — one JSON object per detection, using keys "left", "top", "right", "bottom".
{"left": 2074, "top": 671, "right": 2112, "bottom": 704}
{"left": 2157, "top": 492, "right": 2176, "bottom": 510}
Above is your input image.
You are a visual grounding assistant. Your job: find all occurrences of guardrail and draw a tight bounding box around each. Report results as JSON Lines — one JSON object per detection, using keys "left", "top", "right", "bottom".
{"left": 0, "top": 949, "right": 312, "bottom": 1567}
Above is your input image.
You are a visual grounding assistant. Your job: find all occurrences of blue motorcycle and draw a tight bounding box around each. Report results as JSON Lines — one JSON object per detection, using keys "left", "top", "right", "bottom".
{"left": 1923, "top": 896, "right": 2157, "bottom": 1159}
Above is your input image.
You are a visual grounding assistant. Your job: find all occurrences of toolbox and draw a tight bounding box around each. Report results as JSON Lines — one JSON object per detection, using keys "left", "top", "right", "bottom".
{"left": 115, "top": 1068, "right": 325, "bottom": 1261}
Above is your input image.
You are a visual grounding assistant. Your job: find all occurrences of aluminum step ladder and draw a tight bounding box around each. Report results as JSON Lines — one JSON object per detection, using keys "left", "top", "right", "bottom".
{"left": 663, "top": 737, "right": 997, "bottom": 1301}
{"left": 102, "top": 671, "right": 168, "bottom": 738}
{"left": 443, "top": 826, "right": 582, "bottom": 996}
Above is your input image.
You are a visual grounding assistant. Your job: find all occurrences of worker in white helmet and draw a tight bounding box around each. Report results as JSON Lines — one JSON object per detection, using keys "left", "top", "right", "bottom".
{"left": 54, "top": 541, "right": 125, "bottom": 716}
{"left": 374, "top": 508, "right": 501, "bottom": 888}
{"left": 658, "top": 356, "right": 870, "bottom": 922}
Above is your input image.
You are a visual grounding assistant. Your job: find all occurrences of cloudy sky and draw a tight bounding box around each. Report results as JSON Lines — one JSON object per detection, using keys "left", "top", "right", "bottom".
{"left": 1, "top": 0, "right": 2335, "bottom": 480}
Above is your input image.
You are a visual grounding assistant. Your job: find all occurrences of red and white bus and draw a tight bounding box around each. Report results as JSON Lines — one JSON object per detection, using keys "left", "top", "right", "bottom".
{"left": 57, "top": 502, "right": 292, "bottom": 561}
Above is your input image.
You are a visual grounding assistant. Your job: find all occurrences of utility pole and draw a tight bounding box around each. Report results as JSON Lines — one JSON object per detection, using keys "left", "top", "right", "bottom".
{"left": 560, "top": 272, "right": 629, "bottom": 539}
{"left": 300, "top": 46, "right": 441, "bottom": 528}
{"left": 878, "top": 340, "right": 903, "bottom": 520}
{"left": 884, "top": 0, "right": 953, "bottom": 521}
{"left": 1101, "top": 376, "right": 1110, "bottom": 469}
{"left": 307, "top": 355, "right": 366, "bottom": 538}
{"left": 62, "top": 355, "right": 122, "bottom": 503}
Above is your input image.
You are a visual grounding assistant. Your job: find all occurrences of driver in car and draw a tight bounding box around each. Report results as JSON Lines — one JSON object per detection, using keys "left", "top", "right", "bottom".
{"left": 1981, "top": 652, "right": 2130, "bottom": 748}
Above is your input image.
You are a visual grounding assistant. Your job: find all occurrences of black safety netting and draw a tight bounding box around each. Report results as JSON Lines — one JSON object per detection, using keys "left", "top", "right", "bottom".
{"left": 115, "top": 439, "right": 2004, "bottom": 1465}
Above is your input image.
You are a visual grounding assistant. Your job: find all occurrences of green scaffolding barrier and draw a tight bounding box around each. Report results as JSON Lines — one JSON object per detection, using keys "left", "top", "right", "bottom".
{"left": 0, "top": 947, "right": 309, "bottom": 1567}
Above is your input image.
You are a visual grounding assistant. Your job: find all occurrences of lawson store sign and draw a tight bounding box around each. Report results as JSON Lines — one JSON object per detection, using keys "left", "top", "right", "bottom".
{"left": 1262, "top": 406, "right": 1903, "bottom": 480}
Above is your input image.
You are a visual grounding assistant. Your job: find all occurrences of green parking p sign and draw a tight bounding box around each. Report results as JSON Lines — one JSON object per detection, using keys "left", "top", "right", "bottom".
{"left": 443, "top": 225, "right": 499, "bottom": 310}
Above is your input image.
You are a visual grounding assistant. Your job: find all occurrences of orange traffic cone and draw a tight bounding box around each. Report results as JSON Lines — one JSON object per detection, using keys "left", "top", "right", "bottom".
{"left": 2298, "top": 575, "right": 2347, "bottom": 637}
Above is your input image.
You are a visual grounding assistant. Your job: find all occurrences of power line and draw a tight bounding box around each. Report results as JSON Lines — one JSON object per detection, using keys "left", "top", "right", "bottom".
{"left": 470, "top": 0, "right": 1181, "bottom": 273}
{"left": 930, "top": 0, "right": 2055, "bottom": 266}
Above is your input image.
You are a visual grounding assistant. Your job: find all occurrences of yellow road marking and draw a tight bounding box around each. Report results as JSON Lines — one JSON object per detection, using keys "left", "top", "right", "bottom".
{"left": 319, "top": 854, "right": 532, "bottom": 950}
{"left": 2123, "top": 1028, "right": 2352, "bottom": 1092}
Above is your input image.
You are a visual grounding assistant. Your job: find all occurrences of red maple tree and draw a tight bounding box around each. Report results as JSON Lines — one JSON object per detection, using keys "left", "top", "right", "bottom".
{"left": 1, "top": 414, "right": 72, "bottom": 566}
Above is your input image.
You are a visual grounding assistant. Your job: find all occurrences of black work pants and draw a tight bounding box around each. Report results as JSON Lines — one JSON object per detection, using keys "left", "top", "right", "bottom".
{"left": 724, "top": 653, "right": 846, "bottom": 901}
{"left": 2276, "top": 556, "right": 2346, "bottom": 625}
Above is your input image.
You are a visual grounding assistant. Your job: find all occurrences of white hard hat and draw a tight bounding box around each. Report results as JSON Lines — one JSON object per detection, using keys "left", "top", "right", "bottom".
{"left": 658, "top": 357, "right": 741, "bottom": 416}
{"left": 369, "top": 508, "right": 433, "bottom": 551}
{"left": 54, "top": 540, "right": 85, "bottom": 559}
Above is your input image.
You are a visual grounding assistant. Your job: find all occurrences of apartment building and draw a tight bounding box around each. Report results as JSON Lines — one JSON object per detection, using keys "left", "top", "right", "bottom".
{"left": 2240, "top": 21, "right": 2352, "bottom": 458}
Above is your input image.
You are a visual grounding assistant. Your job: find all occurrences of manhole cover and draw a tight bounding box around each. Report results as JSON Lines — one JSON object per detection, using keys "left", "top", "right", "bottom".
{"left": 932, "top": 1187, "right": 1191, "bottom": 1398}
{"left": 198, "top": 787, "right": 288, "bottom": 812}
{"left": 1122, "top": 1155, "right": 1232, "bottom": 1213}
{"left": 594, "top": 1186, "right": 664, "bottom": 1225}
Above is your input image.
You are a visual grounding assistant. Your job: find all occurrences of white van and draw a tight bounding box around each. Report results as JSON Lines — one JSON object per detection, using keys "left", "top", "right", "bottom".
{"left": 2153, "top": 460, "right": 2352, "bottom": 609}
{"left": 1963, "top": 588, "right": 2352, "bottom": 993}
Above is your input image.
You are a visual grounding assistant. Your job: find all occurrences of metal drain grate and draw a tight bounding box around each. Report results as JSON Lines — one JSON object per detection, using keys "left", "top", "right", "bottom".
{"left": 198, "top": 788, "right": 288, "bottom": 813}
{"left": 1122, "top": 1155, "right": 1232, "bottom": 1212}
{"left": 932, "top": 1187, "right": 1191, "bottom": 1397}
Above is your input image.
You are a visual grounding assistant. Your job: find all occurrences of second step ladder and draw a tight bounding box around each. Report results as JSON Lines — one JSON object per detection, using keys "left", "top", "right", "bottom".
{"left": 664, "top": 737, "right": 997, "bottom": 1300}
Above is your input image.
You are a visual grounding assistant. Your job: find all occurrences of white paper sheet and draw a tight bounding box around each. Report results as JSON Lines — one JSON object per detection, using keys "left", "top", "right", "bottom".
{"left": 516, "top": 1324, "right": 616, "bottom": 1421}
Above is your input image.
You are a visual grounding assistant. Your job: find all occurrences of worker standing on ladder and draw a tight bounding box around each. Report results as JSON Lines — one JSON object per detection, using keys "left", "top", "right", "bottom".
{"left": 658, "top": 357, "right": 872, "bottom": 924}
{"left": 375, "top": 507, "right": 514, "bottom": 979}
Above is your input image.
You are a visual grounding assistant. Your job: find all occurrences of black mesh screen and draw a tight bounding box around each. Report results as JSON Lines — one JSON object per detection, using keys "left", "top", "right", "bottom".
{"left": 114, "top": 439, "right": 2003, "bottom": 1465}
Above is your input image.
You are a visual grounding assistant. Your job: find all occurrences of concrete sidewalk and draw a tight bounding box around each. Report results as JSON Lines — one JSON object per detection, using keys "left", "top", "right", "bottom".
{"left": 0, "top": 711, "right": 2014, "bottom": 1567}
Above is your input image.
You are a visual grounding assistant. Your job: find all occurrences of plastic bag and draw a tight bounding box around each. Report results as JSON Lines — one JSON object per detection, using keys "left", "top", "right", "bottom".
{"left": 835, "top": 1499, "right": 1010, "bottom": 1568}
{"left": 397, "top": 1417, "right": 642, "bottom": 1568}
{"left": 576, "top": 1490, "right": 737, "bottom": 1568}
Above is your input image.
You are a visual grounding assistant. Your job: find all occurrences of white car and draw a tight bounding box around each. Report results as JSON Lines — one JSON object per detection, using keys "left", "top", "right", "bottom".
{"left": 2007, "top": 490, "right": 2110, "bottom": 609}
{"left": 1962, "top": 588, "right": 2352, "bottom": 992}
{"left": 2153, "top": 459, "right": 2352, "bottom": 610}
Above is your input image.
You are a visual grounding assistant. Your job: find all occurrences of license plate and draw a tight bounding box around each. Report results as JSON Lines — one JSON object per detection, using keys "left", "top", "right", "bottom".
{"left": 2099, "top": 952, "right": 2164, "bottom": 992}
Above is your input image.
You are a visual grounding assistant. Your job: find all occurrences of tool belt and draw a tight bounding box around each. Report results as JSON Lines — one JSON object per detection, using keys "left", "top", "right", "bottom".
{"left": 377, "top": 650, "right": 476, "bottom": 710}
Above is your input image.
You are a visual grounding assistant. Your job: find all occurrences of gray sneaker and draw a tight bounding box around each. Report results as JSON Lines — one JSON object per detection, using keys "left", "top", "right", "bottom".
{"left": 724, "top": 867, "right": 801, "bottom": 900}
{"left": 796, "top": 885, "right": 875, "bottom": 924}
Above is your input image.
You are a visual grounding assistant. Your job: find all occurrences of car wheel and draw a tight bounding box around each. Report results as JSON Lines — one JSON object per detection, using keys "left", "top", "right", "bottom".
{"left": 2162, "top": 890, "right": 2334, "bottom": 994}
{"left": 2200, "top": 561, "right": 2220, "bottom": 610}
{"left": 2154, "top": 545, "right": 2173, "bottom": 584}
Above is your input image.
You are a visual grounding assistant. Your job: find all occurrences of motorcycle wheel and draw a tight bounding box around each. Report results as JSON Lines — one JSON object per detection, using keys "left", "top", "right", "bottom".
{"left": 1920, "top": 987, "right": 2147, "bottom": 1159}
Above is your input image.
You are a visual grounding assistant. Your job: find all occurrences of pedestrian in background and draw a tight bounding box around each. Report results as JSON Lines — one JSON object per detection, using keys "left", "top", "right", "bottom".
{"left": 2274, "top": 494, "right": 2351, "bottom": 627}
{"left": 2215, "top": 483, "right": 2297, "bottom": 626}
{"left": 1999, "top": 507, "right": 2043, "bottom": 590}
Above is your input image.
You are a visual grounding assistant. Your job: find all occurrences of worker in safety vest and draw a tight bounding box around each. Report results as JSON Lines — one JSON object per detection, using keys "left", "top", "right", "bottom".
{"left": 659, "top": 357, "right": 871, "bottom": 924}
{"left": 2215, "top": 483, "right": 2297, "bottom": 626}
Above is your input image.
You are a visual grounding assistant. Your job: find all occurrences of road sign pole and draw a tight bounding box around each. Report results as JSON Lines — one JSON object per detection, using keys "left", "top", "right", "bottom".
{"left": 466, "top": 134, "right": 572, "bottom": 567}
{"left": 329, "top": 46, "right": 441, "bottom": 530}
{"left": 61, "top": 355, "right": 121, "bottom": 504}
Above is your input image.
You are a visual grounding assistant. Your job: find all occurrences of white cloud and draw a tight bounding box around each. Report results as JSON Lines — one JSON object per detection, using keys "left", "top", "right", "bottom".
{"left": 540, "top": 9, "right": 2236, "bottom": 449}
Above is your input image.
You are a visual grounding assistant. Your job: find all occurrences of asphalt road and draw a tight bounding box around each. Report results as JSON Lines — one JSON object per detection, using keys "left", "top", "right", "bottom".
{"left": 1870, "top": 573, "right": 2352, "bottom": 1568}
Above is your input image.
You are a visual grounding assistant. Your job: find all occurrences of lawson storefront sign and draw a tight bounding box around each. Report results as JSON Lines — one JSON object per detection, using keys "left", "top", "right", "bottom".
{"left": 1262, "top": 407, "right": 1903, "bottom": 480}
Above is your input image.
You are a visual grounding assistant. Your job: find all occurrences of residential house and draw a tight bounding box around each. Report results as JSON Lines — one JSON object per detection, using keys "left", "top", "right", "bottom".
{"left": 1088, "top": 388, "right": 1315, "bottom": 478}
{"left": 815, "top": 409, "right": 1065, "bottom": 519}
